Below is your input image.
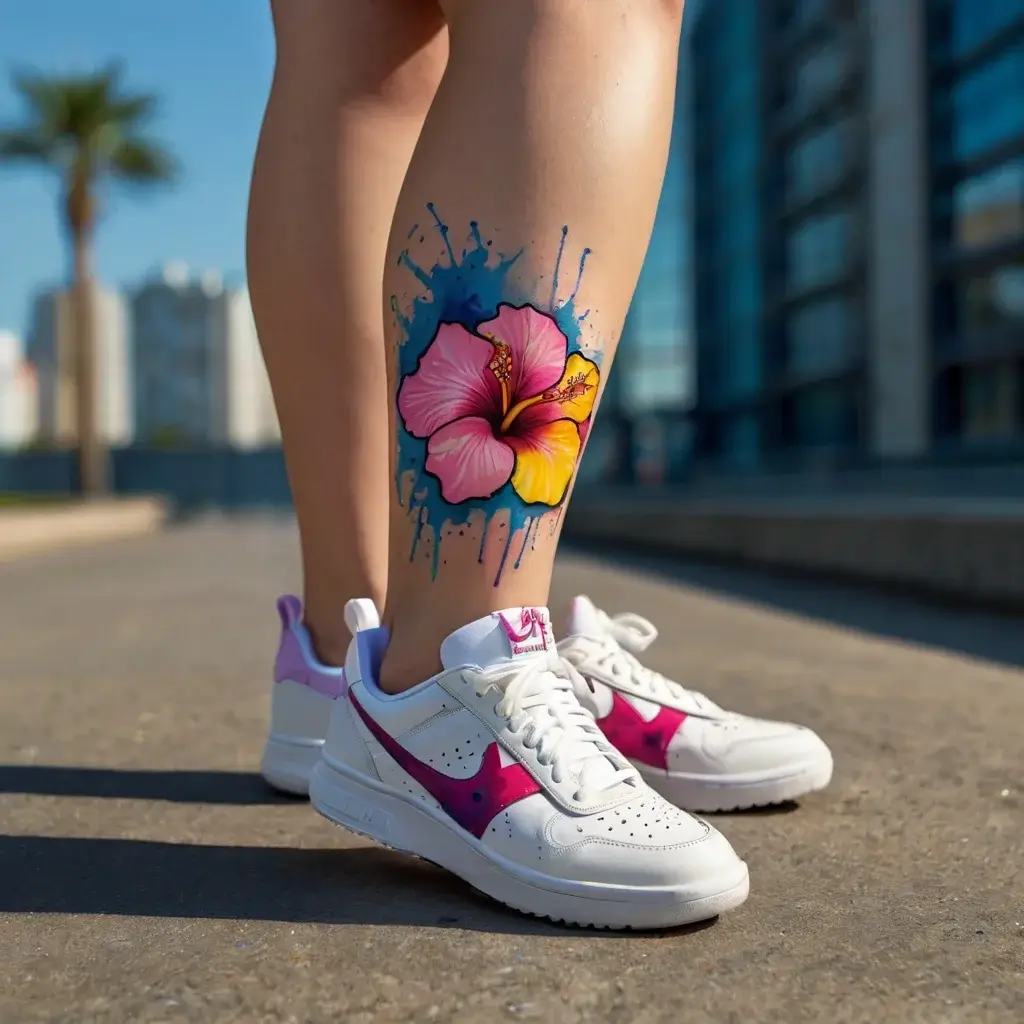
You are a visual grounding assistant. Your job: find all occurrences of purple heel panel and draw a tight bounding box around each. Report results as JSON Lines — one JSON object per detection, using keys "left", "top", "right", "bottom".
{"left": 277, "top": 594, "right": 303, "bottom": 628}
{"left": 273, "top": 616, "right": 346, "bottom": 699}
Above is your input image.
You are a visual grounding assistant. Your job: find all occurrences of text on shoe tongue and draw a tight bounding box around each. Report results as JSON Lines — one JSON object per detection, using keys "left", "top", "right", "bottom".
{"left": 498, "top": 608, "right": 553, "bottom": 657}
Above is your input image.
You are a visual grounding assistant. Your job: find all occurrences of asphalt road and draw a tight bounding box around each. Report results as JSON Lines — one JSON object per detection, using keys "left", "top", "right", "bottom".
{"left": 1, "top": 516, "right": 1021, "bottom": 1023}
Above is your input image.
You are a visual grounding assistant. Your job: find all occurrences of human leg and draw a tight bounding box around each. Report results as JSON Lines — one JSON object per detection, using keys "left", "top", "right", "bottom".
{"left": 249, "top": 0, "right": 446, "bottom": 792}
{"left": 247, "top": 0, "right": 447, "bottom": 666}
{"left": 309, "top": 0, "right": 748, "bottom": 930}
{"left": 380, "top": 0, "right": 687, "bottom": 688}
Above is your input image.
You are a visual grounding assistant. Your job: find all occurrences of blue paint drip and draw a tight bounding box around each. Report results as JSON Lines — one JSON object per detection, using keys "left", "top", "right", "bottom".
{"left": 400, "top": 253, "right": 432, "bottom": 289}
{"left": 427, "top": 202, "right": 456, "bottom": 265}
{"left": 565, "top": 248, "right": 591, "bottom": 307}
{"left": 495, "top": 527, "right": 515, "bottom": 586}
{"left": 465, "top": 221, "right": 483, "bottom": 261}
{"left": 549, "top": 225, "right": 569, "bottom": 311}
{"left": 394, "top": 208, "right": 592, "bottom": 583}
{"left": 513, "top": 517, "right": 533, "bottom": 570}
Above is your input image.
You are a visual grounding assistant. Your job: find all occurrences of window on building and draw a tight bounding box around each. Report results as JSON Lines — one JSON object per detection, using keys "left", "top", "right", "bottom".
{"left": 948, "top": 42, "right": 1024, "bottom": 162}
{"left": 623, "top": 355, "right": 691, "bottom": 415}
{"left": 949, "top": 157, "right": 1024, "bottom": 249}
{"left": 790, "top": 36, "right": 852, "bottom": 116}
{"left": 787, "top": 208, "right": 855, "bottom": 293}
{"left": 775, "top": 0, "right": 796, "bottom": 31}
{"left": 722, "top": 412, "right": 760, "bottom": 468}
{"left": 957, "top": 259, "right": 1024, "bottom": 333}
{"left": 951, "top": 0, "right": 1024, "bottom": 58}
{"left": 791, "top": 379, "right": 859, "bottom": 447}
{"left": 962, "top": 361, "right": 1021, "bottom": 438}
{"left": 787, "top": 296, "right": 859, "bottom": 375}
{"left": 786, "top": 117, "right": 854, "bottom": 205}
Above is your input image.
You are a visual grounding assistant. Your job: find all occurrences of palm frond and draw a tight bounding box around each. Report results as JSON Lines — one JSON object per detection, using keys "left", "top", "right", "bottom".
{"left": 2, "top": 63, "right": 177, "bottom": 216}
{"left": 0, "top": 129, "right": 56, "bottom": 162}
{"left": 109, "top": 137, "right": 177, "bottom": 183}
{"left": 10, "top": 71, "right": 67, "bottom": 133}
{"left": 108, "top": 94, "right": 157, "bottom": 126}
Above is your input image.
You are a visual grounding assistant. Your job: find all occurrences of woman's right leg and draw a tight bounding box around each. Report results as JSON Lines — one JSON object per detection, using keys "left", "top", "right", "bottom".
{"left": 310, "top": 0, "right": 748, "bottom": 930}
{"left": 380, "top": 0, "right": 687, "bottom": 686}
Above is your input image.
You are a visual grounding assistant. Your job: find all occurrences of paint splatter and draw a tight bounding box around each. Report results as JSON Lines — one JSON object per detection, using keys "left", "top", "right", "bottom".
{"left": 392, "top": 205, "right": 596, "bottom": 582}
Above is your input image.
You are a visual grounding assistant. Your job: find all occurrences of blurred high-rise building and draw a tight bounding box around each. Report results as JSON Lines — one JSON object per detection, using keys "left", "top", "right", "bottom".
{"left": 131, "top": 263, "right": 280, "bottom": 449}
{"left": 688, "top": 0, "right": 1024, "bottom": 469}
{"left": 928, "top": 0, "right": 1024, "bottom": 444}
{"left": 0, "top": 330, "right": 38, "bottom": 449}
{"left": 27, "top": 286, "right": 133, "bottom": 446}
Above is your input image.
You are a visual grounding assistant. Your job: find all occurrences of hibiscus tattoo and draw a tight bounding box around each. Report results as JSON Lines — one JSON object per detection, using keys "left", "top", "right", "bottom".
{"left": 397, "top": 303, "right": 599, "bottom": 508}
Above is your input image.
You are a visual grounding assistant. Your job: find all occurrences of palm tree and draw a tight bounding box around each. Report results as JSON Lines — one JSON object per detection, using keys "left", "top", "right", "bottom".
{"left": 0, "top": 64, "right": 176, "bottom": 496}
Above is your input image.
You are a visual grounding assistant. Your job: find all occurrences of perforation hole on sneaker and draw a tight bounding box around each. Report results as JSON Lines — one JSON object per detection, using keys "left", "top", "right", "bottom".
{"left": 435, "top": 730, "right": 489, "bottom": 773}
{"left": 404, "top": 721, "right": 492, "bottom": 779}
{"left": 564, "top": 794, "right": 702, "bottom": 848}
{"left": 396, "top": 774, "right": 442, "bottom": 812}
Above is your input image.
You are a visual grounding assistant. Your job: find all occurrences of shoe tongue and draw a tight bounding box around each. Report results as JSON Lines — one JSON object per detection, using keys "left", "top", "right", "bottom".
{"left": 442, "top": 606, "right": 631, "bottom": 795}
{"left": 440, "top": 607, "right": 556, "bottom": 670}
{"left": 565, "top": 595, "right": 606, "bottom": 638}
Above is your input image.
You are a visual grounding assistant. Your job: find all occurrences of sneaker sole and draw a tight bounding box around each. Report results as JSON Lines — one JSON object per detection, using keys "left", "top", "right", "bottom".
{"left": 638, "top": 755, "right": 834, "bottom": 813}
{"left": 309, "top": 755, "right": 749, "bottom": 930}
{"left": 260, "top": 734, "right": 323, "bottom": 796}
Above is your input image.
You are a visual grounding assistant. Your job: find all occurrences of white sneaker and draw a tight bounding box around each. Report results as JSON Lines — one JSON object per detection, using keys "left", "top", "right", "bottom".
{"left": 309, "top": 604, "right": 749, "bottom": 929}
{"left": 559, "top": 596, "right": 834, "bottom": 813}
{"left": 259, "top": 595, "right": 378, "bottom": 795}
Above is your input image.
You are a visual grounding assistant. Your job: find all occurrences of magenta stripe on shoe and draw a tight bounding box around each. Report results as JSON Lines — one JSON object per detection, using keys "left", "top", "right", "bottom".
{"left": 348, "top": 689, "right": 541, "bottom": 838}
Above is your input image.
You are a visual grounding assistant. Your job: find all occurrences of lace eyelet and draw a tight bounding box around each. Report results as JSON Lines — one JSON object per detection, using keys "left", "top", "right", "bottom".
{"left": 572, "top": 791, "right": 582, "bottom": 802}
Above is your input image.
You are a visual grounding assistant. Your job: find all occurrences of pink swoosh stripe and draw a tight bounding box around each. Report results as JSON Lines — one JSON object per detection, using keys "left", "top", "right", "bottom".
{"left": 597, "top": 691, "right": 686, "bottom": 770}
{"left": 348, "top": 690, "right": 542, "bottom": 839}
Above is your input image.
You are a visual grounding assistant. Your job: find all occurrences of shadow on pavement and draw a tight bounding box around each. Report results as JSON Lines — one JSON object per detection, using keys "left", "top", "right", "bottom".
{"left": 568, "top": 543, "right": 1024, "bottom": 671}
{"left": 0, "top": 766, "right": 292, "bottom": 805}
{"left": 0, "top": 834, "right": 716, "bottom": 939}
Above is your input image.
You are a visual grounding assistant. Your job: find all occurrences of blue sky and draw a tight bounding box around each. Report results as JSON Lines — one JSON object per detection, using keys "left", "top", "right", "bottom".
{"left": 0, "top": 1, "right": 274, "bottom": 339}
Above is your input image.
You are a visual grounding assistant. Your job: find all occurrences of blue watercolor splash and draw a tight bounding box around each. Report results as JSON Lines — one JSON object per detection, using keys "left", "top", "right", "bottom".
{"left": 392, "top": 205, "right": 594, "bottom": 583}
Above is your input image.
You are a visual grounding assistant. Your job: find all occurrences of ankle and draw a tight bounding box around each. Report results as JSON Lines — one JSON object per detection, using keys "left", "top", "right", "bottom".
{"left": 302, "top": 616, "right": 350, "bottom": 669}
{"left": 377, "top": 633, "right": 443, "bottom": 694}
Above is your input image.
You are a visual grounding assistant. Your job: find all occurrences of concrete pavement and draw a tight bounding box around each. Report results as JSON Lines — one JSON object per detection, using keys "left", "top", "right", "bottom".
{"left": 0, "top": 517, "right": 1021, "bottom": 1023}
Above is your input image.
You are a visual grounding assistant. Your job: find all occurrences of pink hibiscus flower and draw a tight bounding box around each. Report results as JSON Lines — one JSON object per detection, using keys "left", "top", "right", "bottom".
{"left": 398, "top": 303, "right": 600, "bottom": 507}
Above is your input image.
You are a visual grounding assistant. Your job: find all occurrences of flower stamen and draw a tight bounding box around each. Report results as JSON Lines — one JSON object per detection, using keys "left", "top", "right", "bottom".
{"left": 484, "top": 335, "right": 513, "bottom": 415}
{"left": 541, "top": 372, "right": 593, "bottom": 405}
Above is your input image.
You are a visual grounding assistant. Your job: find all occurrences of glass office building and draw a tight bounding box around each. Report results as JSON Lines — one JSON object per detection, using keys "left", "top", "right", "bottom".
{"left": 928, "top": 0, "right": 1024, "bottom": 444}
{"left": 691, "top": 0, "right": 870, "bottom": 467}
{"left": 688, "top": 0, "right": 1024, "bottom": 473}
{"left": 767, "top": 0, "right": 868, "bottom": 455}
{"left": 691, "top": 0, "right": 764, "bottom": 468}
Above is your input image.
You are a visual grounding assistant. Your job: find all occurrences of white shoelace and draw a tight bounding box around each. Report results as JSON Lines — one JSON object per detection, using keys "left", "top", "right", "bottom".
{"left": 465, "top": 653, "right": 636, "bottom": 803}
{"left": 592, "top": 611, "right": 721, "bottom": 714}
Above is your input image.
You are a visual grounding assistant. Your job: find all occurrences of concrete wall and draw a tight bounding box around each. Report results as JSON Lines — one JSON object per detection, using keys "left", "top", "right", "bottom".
{"left": 566, "top": 492, "right": 1024, "bottom": 609}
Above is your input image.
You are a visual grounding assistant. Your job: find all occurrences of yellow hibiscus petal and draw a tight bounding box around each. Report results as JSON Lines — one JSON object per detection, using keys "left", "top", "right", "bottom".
{"left": 549, "top": 352, "right": 600, "bottom": 423}
{"left": 508, "top": 419, "right": 581, "bottom": 507}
